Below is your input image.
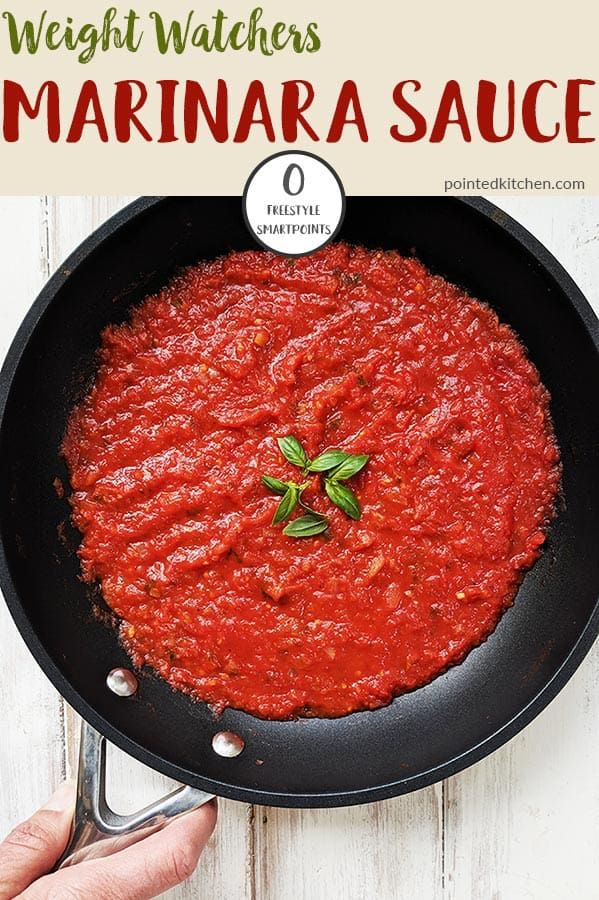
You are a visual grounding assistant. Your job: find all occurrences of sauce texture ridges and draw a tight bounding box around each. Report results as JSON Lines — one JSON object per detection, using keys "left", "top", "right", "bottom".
{"left": 62, "top": 244, "right": 560, "bottom": 718}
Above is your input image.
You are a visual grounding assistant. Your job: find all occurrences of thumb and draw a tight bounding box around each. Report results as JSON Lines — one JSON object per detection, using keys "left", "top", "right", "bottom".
{"left": 0, "top": 780, "right": 75, "bottom": 899}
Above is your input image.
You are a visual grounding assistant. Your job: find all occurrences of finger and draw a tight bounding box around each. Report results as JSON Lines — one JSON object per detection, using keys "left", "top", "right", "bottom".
{"left": 23, "top": 799, "right": 217, "bottom": 900}
{"left": 0, "top": 781, "right": 75, "bottom": 899}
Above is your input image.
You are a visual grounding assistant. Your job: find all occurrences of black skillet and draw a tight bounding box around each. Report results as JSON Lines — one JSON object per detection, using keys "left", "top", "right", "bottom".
{"left": 1, "top": 197, "right": 599, "bottom": 811}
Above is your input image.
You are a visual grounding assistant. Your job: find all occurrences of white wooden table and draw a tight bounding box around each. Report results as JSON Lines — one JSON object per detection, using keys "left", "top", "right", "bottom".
{"left": 1, "top": 196, "right": 598, "bottom": 900}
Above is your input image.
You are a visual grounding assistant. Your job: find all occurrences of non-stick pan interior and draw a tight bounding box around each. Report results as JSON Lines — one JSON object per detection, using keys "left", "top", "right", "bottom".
{"left": 1, "top": 197, "right": 598, "bottom": 806}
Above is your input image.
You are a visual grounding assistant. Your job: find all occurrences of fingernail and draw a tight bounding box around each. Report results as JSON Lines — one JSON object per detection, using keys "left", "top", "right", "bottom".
{"left": 43, "top": 779, "right": 76, "bottom": 812}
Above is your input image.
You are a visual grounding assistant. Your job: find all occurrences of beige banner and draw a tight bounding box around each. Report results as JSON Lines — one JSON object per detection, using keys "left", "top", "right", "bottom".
{"left": 0, "top": 0, "right": 597, "bottom": 194}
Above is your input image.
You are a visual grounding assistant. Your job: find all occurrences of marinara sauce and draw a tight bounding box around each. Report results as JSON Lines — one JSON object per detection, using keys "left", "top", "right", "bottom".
{"left": 62, "top": 244, "right": 560, "bottom": 719}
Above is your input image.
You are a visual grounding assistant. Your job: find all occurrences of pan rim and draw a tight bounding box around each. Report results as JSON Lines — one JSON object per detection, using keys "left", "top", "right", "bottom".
{"left": 1, "top": 195, "right": 598, "bottom": 807}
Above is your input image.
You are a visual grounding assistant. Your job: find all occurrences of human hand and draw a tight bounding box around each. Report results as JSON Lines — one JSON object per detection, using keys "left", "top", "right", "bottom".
{"left": 0, "top": 781, "right": 217, "bottom": 899}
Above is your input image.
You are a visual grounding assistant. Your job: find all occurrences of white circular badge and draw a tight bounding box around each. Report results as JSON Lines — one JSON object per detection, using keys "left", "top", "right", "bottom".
{"left": 243, "top": 151, "right": 346, "bottom": 256}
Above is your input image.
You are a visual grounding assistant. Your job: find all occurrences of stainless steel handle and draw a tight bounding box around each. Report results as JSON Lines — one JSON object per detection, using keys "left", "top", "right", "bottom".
{"left": 57, "top": 719, "right": 215, "bottom": 868}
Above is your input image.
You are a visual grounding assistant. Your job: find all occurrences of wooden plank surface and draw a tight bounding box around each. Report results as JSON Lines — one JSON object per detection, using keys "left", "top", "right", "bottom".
{"left": 0, "top": 198, "right": 66, "bottom": 838}
{"left": 0, "top": 196, "right": 598, "bottom": 900}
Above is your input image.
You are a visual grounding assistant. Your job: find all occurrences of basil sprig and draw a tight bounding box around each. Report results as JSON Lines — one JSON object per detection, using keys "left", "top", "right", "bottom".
{"left": 262, "top": 436, "right": 369, "bottom": 537}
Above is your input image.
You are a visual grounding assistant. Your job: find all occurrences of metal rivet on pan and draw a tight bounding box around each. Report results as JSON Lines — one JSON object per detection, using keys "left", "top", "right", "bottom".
{"left": 212, "top": 731, "right": 245, "bottom": 758}
{"left": 106, "top": 668, "right": 138, "bottom": 697}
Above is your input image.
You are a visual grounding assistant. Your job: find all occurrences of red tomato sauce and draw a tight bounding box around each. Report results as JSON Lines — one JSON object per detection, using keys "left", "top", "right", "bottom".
{"left": 62, "top": 244, "right": 560, "bottom": 719}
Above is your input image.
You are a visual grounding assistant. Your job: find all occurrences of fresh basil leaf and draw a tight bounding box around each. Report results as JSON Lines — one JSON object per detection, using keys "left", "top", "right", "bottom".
{"left": 262, "top": 475, "right": 289, "bottom": 495}
{"left": 272, "top": 486, "right": 299, "bottom": 524}
{"left": 277, "top": 435, "right": 309, "bottom": 469}
{"left": 328, "top": 453, "right": 369, "bottom": 482}
{"left": 283, "top": 514, "right": 329, "bottom": 537}
{"left": 308, "top": 450, "right": 349, "bottom": 472}
{"left": 325, "top": 480, "right": 361, "bottom": 520}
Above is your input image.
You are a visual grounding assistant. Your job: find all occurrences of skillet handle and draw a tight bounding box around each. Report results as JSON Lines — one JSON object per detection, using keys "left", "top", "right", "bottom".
{"left": 56, "top": 719, "right": 215, "bottom": 869}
